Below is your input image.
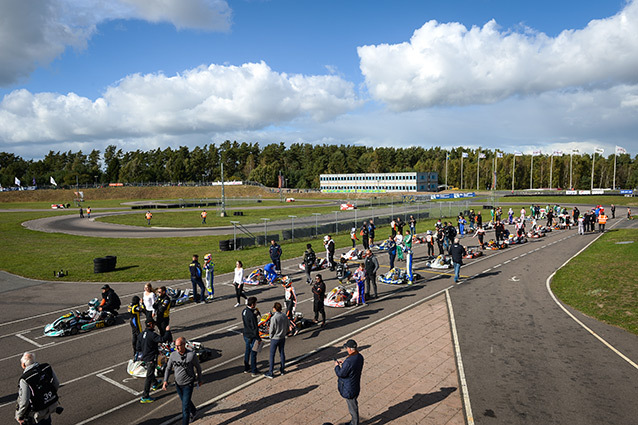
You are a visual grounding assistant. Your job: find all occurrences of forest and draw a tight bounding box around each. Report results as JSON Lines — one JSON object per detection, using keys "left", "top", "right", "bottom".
{"left": 1, "top": 142, "right": 636, "bottom": 190}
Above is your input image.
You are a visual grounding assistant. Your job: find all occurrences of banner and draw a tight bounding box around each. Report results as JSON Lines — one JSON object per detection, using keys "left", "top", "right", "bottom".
{"left": 462, "top": 152, "right": 468, "bottom": 158}
{"left": 565, "top": 190, "right": 578, "bottom": 195}
{"left": 552, "top": 150, "right": 563, "bottom": 156}
{"left": 14, "top": 177, "right": 20, "bottom": 186}
{"left": 620, "top": 189, "right": 633, "bottom": 194}
{"left": 532, "top": 150, "right": 542, "bottom": 156}
{"left": 50, "top": 176, "right": 57, "bottom": 186}
{"left": 579, "top": 190, "right": 591, "bottom": 195}
{"left": 595, "top": 147, "right": 604, "bottom": 154}
{"left": 478, "top": 153, "right": 486, "bottom": 159}
{"left": 514, "top": 151, "right": 523, "bottom": 156}
{"left": 496, "top": 152, "right": 503, "bottom": 158}
{"left": 616, "top": 146, "right": 627, "bottom": 154}
{"left": 592, "top": 189, "right": 604, "bottom": 195}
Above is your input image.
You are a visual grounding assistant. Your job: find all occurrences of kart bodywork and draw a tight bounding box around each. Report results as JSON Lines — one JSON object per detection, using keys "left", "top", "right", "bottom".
{"left": 167, "top": 287, "right": 194, "bottom": 307}
{"left": 298, "top": 258, "right": 328, "bottom": 271}
{"left": 425, "top": 255, "right": 452, "bottom": 269}
{"left": 44, "top": 298, "right": 116, "bottom": 337}
{"left": 324, "top": 285, "right": 357, "bottom": 307}
{"left": 126, "top": 340, "right": 213, "bottom": 378}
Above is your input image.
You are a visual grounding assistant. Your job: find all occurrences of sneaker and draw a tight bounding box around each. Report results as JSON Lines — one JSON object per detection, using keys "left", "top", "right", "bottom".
{"left": 264, "top": 373, "right": 274, "bottom": 379}
{"left": 279, "top": 370, "right": 286, "bottom": 376}
{"left": 140, "top": 397, "right": 155, "bottom": 404}
{"left": 151, "top": 381, "right": 162, "bottom": 391}
{"left": 251, "top": 373, "right": 260, "bottom": 378}
{"left": 234, "top": 303, "right": 240, "bottom": 308}
{"left": 190, "top": 410, "right": 198, "bottom": 421}
{"left": 245, "top": 298, "right": 248, "bottom": 305}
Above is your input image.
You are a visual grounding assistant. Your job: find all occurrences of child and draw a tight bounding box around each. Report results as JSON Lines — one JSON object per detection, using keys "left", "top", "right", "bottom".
{"left": 353, "top": 263, "right": 366, "bottom": 306}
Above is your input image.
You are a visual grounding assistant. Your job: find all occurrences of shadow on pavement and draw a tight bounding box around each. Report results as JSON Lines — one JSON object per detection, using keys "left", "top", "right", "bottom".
{"left": 363, "top": 386, "right": 458, "bottom": 424}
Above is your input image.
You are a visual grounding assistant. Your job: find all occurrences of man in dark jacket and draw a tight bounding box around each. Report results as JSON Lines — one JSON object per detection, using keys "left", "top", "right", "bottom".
{"left": 137, "top": 320, "right": 172, "bottom": 403}
{"left": 269, "top": 240, "right": 282, "bottom": 274}
{"left": 386, "top": 236, "right": 397, "bottom": 270}
{"left": 450, "top": 238, "right": 467, "bottom": 284}
{"left": 189, "top": 255, "right": 205, "bottom": 303}
{"left": 303, "top": 243, "right": 316, "bottom": 284}
{"left": 364, "top": 249, "right": 379, "bottom": 299}
{"left": 99, "top": 284, "right": 120, "bottom": 315}
{"left": 335, "top": 339, "right": 364, "bottom": 425}
{"left": 154, "top": 286, "right": 171, "bottom": 337}
{"left": 312, "top": 274, "right": 326, "bottom": 327}
{"left": 324, "top": 235, "right": 336, "bottom": 271}
{"left": 360, "top": 221, "right": 369, "bottom": 250}
{"left": 242, "top": 296, "right": 260, "bottom": 376}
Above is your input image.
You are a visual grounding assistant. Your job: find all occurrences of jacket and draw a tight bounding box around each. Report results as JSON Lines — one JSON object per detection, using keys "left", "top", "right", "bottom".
{"left": 154, "top": 293, "right": 171, "bottom": 319}
{"left": 102, "top": 288, "right": 121, "bottom": 312}
{"left": 16, "top": 362, "right": 60, "bottom": 423}
{"left": 364, "top": 254, "right": 379, "bottom": 275}
{"left": 303, "top": 248, "right": 316, "bottom": 266}
{"left": 137, "top": 328, "right": 172, "bottom": 362}
{"left": 269, "top": 243, "right": 282, "bottom": 260}
{"left": 189, "top": 260, "right": 203, "bottom": 280}
{"left": 450, "top": 243, "right": 466, "bottom": 265}
{"left": 312, "top": 280, "right": 326, "bottom": 301}
{"left": 335, "top": 352, "right": 364, "bottom": 399}
{"left": 129, "top": 303, "right": 144, "bottom": 333}
{"left": 269, "top": 311, "right": 289, "bottom": 340}
{"left": 164, "top": 349, "right": 202, "bottom": 386}
{"left": 242, "top": 306, "right": 259, "bottom": 339}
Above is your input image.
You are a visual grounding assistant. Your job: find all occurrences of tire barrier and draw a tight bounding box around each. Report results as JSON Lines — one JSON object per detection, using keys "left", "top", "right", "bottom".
{"left": 94, "top": 256, "right": 117, "bottom": 273}
{"left": 233, "top": 211, "right": 244, "bottom": 216}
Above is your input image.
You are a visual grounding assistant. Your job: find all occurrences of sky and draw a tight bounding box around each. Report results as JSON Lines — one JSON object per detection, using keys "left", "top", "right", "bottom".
{"left": 1, "top": 0, "right": 637, "bottom": 160}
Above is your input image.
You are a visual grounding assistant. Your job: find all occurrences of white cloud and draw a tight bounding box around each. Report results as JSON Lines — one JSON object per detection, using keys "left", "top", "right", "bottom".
{"left": 0, "top": 0, "right": 232, "bottom": 86}
{"left": 358, "top": 0, "right": 638, "bottom": 110}
{"left": 0, "top": 62, "right": 360, "bottom": 147}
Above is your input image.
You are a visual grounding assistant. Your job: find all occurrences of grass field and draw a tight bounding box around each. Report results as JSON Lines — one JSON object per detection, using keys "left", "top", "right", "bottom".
{"left": 552, "top": 229, "right": 638, "bottom": 335}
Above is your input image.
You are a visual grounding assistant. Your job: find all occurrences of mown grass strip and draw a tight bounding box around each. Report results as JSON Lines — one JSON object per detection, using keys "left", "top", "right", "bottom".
{"left": 552, "top": 229, "right": 638, "bottom": 335}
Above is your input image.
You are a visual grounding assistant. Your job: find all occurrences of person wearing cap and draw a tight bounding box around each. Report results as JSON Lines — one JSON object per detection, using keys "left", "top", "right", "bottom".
{"left": 269, "top": 240, "right": 282, "bottom": 274}
{"left": 98, "top": 284, "right": 120, "bottom": 316}
{"left": 137, "top": 319, "right": 172, "bottom": 404}
{"left": 335, "top": 339, "right": 364, "bottom": 425}
{"left": 203, "top": 254, "right": 214, "bottom": 301}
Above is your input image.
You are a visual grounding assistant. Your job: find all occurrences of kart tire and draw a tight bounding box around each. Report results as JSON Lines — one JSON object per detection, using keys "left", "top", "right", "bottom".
{"left": 106, "top": 316, "right": 115, "bottom": 326}
{"left": 70, "top": 326, "right": 79, "bottom": 335}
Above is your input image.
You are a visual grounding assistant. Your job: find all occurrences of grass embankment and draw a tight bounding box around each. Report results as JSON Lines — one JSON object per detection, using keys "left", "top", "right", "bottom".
{"left": 552, "top": 229, "right": 638, "bottom": 335}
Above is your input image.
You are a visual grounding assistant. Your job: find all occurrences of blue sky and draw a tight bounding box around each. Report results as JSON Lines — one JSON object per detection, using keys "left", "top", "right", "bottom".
{"left": 0, "top": 0, "right": 636, "bottom": 159}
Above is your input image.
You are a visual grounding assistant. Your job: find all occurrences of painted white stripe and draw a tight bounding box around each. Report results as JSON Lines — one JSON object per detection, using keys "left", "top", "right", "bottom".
{"left": 16, "top": 333, "right": 47, "bottom": 348}
{"left": 545, "top": 219, "right": 637, "bottom": 371}
{"left": 446, "top": 289, "right": 475, "bottom": 425}
{"left": 96, "top": 370, "right": 141, "bottom": 396}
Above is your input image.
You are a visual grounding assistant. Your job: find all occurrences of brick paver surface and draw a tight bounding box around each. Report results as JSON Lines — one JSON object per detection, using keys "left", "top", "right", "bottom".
{"left": 196, "top": 294, "right": 465, "bottom": 425}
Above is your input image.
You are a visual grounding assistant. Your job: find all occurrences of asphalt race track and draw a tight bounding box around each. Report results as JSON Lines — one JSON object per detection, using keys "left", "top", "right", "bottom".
{"left": 1, "top": 209, "right": 637, "bottom": 424}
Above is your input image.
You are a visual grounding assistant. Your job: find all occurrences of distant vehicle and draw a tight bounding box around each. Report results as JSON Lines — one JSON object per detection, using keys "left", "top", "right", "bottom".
{"left": 340, "top": 203, "right": 356, "bottom": 210}
{"left": 285, "top": 197, "right": 296, "bottom": 202}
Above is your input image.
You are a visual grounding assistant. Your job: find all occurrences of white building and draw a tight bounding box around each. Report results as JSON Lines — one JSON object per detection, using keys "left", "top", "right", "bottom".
{"left": 320, "top": 172, "right": 438, "bottom": 193}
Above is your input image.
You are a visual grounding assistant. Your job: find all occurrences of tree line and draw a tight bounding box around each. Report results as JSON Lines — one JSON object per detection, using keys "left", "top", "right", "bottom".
{"left": 1, "top": 143, "right": 636, "bottom": 190}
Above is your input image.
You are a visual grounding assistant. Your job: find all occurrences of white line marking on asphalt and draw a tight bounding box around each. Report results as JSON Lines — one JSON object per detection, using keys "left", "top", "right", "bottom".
{"left": 16, "top": 332, "right": 49, "bottom": 348}
{"left": 96, "top": 370, "right": 141, "bottom": 396}
{"left": 482, "top": 269, "right": 491, "bottom": 274}
{"left": 446, "top": 289, "right": 475, "bottom": 425}
{"left": 493, "top": 264, "right": 501, "bottom": 268}
{"left": 534, "top": 248, "right": 540, "bottom": 251}
{"left": 520, "top": 253, "right": 526, "bottom": 257}
{"left": 503, "top": 260, "right": 511, "bottom": 264}
{"left": 545, "top": 219, "right": 638, "bottom": 371}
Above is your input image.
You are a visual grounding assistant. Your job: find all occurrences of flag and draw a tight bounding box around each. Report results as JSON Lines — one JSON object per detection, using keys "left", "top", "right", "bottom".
{"left": 514, "top": 151, "right": 523, "bottom": 157}
{"left": 553, "top": 150, "right": 563, "bottom": 156}
{"left": 595, "top": 147, "right": 604, "bottom": 154}
{"left": 50, "top": 176, "right": 57, "bottom": 186}
{"left": 532, "top": 150, "right": 542, "bottom": 156}
{"left": 496, "top": 152, "right": 503, "bottom": 158}
{"left": 32, "top": 178, "right": 36, "bottom": 185}
{"left": 14, "top": 177, "right": 20, "bottom": 186}
{"left": 446, "top": 153, "right": 450, "bottom": 160}
{"left": 616, "top": 146, "right": 627, "bottom": 154}
{"left": 572, "top": 149, "right": 580, "bottom": 154}
{"left": 462, "top": 152, "right": 468, "bottom": 158}
{"left": 479, "top": 153, "right": 486, "bottom": 159}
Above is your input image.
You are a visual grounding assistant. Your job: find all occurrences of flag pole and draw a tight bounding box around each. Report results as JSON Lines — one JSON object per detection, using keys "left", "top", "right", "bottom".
{"left": 511, "top": 154, "right": 515, "bottom": 192}
{"left": 549, "top": 154, "right": 553, "bottom": 190}
{"left": 613, "top": 147, "right": 617, "bottom": 190}
{"left": 530, "top": 154, "right": 533, "bottom": 189}
{"left": 590, "top": 152, "right": 595, "bottom": 190}
{"left": 460, "top": 153, "right": 464, "bottom": 190}
{"left": 476, "top": 152, "right": 480, "bottom": 190}
{"left": 445, "top": 152, "right": 448, "bottom": 190}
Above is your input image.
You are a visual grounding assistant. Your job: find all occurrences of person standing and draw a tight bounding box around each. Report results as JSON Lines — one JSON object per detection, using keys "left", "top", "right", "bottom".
{"left": 154, "top": 286, "right": 171, "bottom": 337}
{"left": 242, "top": 296, "right": 260, "bottom": 376}
{"left": 611, "top": 204, "right": 616, "bottom": 219}
{"left": 436, "top": 227, "right": 445, "bottom": 256}
{"left": 189, "top": 255, "right": 205, "bottom": 303}
{"left": 360, "top": 221, "right": 369, "bottom": 250}
{"left": 334, "top": 339, "right": 364, "bottom": 425}
{"left": 312, "top": 274, "right": 326, "bottom": 327}
{"left": 598, "top": 211, "right": 608, "bottom": 232}
{"left": 86, "top": 206, "right": 91, "bottom": 218}
{"left": 283, "top": 278, "right": 297, "bottom": 320}
{"left": 79, "top": 207, "right": 84, "bottom": 218}
{"left": 303, "top": 243, "right": 316, "bottom": 284}
{"left": 476, "top": 211, "right": 483, "bottom": 228}
{"left": 145, "top": 211, "right": 152, "bottom": 225}
{"left": 162, "top": 337, "right": 202, "bottom": 424}
{"left": 473, "top": 225, "right": 486, "bottom": 249}
{"left": 353, "top": 263, "right": 366, "bottom": 306}
{"left": 450, "top": 238, "right": 467, "bottom": 284}
{"left": 143, "top": 283, "right": 156, "bottom": 322}
{"left": 387, "top": 235, "right": 397, "bottom": 270}
{"left": 368, "top": 219, "right": 376, "bottom": 247}
{"left": 409, "top": 215, "right": 417, "bottom": 235}
{"left": 396, "top": 217, "right": 404, "bottom": 235}
{"left": 364, "top": 249, "right": 379, "bottom": 300}
{"left": 200, "top": 210, "right": 207, "bottom": 224}
{"left": 203, "top": 254, "right": 214, "bottom": 301}
{"left": 269, "top": 240, "right": 282, "bottom": 274}
{"left": 265, "top": 302, "right": 289, "bottom": 379}
{"left": 425, "top": 230, "right": 435, "bottom": 257}
{"left": 578, "top": 214, "right": 585, "bottom": 235}
{"left": 324, "top": 235, "right": 336, "bottom": 271}
{"left": 138, "top": 320, "right": 172, "bottom": 403}
{"left": 233, "top": 261, "right": 247, "bottom": 307}
{"left": 494, "top": 220, "right": 505, "bottom": 245}
{"left": 16, "top": 352, "right": 61, "bottom": 425}
{"left": 350, "top": 227, "right": 359, "bottom": 248}
{"left": 128, "top": 296, "right": 145, "bottom": 357}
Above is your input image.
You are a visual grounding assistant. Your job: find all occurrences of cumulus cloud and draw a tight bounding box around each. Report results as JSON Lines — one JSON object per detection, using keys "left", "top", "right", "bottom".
{"left": 0, "top": 0, "right": 232, "bottom": 86}
{"left": 358, "top": 0, "right": 638, "bottom": 110}
{"left": 0, "top": 62, "right": 360, "bottom": 146}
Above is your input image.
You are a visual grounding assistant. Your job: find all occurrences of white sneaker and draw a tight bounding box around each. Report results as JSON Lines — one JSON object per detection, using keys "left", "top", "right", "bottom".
{"left": 244, "top": 299, "right": 248, "bottom": 305}
{"left": 234, "top": 303, "right": 240, "bottom": 308}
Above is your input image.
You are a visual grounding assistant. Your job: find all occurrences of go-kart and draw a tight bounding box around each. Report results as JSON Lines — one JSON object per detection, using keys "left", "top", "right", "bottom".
{"left": 324, "top": 285, "right": 357, "bottom": 308}
{"left": 341, "top": 248, "right": 364, "bottom": 262}
{"left": 44, "top": 298, "right": 116, "bottom": 337}
{"left": 375, "top": 240, "right": 391, "bottom": 251}
{"left": 298, "top": 258, "right": 329, "bottom": 272}
{"left": 336, "top": 262, "right": 352, "bottom": 284}
{"left": 425, "top": 255, "right": 451, "bottom": 269}
{"left": 505, "top": 235, "right": 528, "bottom": 245}
{"left": 463, "top": 249, "right": 483, "bottom": 259}
{"left": 243, "top": 268, "right": 267, "bottom": 285}
{"left": 126, "top": 340, "right": 213, "bottom": 378}
{"left": 167, "top": 287, "right": 194, "bottom": 306}
{"left": 486, "top": 240, "right": 508, "bottom": 250}
{"left": 257, "top": 311, "right": 311, "bottom": 339}
{"left": 378, "top": 268, "right": 413, "bottom": 285}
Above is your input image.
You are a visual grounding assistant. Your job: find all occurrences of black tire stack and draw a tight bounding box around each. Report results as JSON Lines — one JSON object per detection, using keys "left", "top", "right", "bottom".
{"left": 94, "top": 256, "right": 117, "bottom": 273}
{"left": 219, "top": 240, "right": 235, "bottom": 251}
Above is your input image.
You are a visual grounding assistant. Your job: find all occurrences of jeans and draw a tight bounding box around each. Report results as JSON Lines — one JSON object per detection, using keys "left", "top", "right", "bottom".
{"left": 175, "top": 383, "right": 196, "bottom": 425}
{"left": 388, "top": 252, "right": 396, "bottom": 270}
{"left": 346, "top": 397, "right": 359, "bottom": 425}
{"left": 453, "top": 262, "right": 461, "bottom": 283}
{"left": 268, "top": 338, "right": 286, "bottom": 375}
{"left": 191, "top": 278, "right": 205, "bottom": 302}
{"left": 243, "top": 336, "right": 258, "bottom": 373}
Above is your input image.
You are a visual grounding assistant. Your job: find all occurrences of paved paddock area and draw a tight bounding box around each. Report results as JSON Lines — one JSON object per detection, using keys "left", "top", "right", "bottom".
{"left": 194, "top": 294, "right": 465, "bottom": 425}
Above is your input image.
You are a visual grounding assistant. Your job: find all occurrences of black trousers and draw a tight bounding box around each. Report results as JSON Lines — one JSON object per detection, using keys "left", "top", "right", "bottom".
{"left": 313, "top": 299, "right": 325, "bottom": 324}
{"left": 365, "top": 272, "right": 377, "bottom": 297}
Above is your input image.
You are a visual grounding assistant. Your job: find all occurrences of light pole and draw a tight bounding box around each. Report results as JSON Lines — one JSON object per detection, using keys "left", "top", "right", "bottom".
{"left": 312, "top": 213, "right": 321, "bottom": 237}
{"left": 261, "top": 218, "right": 270, "bottom": 245}
{"left": 230, "top": 221, "right": 239, "bottom": 250}
{"left": 288, "top": 215, "right": 297, "bottom": 241}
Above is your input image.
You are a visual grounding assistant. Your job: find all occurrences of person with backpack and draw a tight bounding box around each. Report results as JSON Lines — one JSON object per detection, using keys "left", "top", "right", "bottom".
{"left": 303, "top": 243, "right": 316, "bottom": 284}
{"left": 16, "top": 352, "right": 62, "bottom": 424}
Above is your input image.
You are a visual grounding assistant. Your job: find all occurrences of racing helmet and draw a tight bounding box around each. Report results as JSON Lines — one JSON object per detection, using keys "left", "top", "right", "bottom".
{"left": 88, "top": 298, "right": 99, "bottom": 309}
{"left": 281, "top": 276, "right": 292, "bottom": 287}
{"left": 323, "top": 235, "right": 329, "bottom": 242}
{"left": 427, "top": 230, "right": 432, "bottom": 235}
{"left": 204, "top": 253, "right": 212, "bottom": 261}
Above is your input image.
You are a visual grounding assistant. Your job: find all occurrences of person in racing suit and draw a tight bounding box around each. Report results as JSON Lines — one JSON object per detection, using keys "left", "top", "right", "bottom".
{"left": 129, "top": 296, "right": 145, "bottom": 357}
{"left": 189, "top": 255, "right": 205, "bottom": 303}
{"left": 99, "top": 284, "right": 120, "bottom": 316}
{"left": 153, "top": 286, "right": 171, "bottom": 337}
{"left": 264, "top": 263, "right": 278, "bottom": 285}
{"left": 324, "top": 235, "right": 336, "bottom": 271}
